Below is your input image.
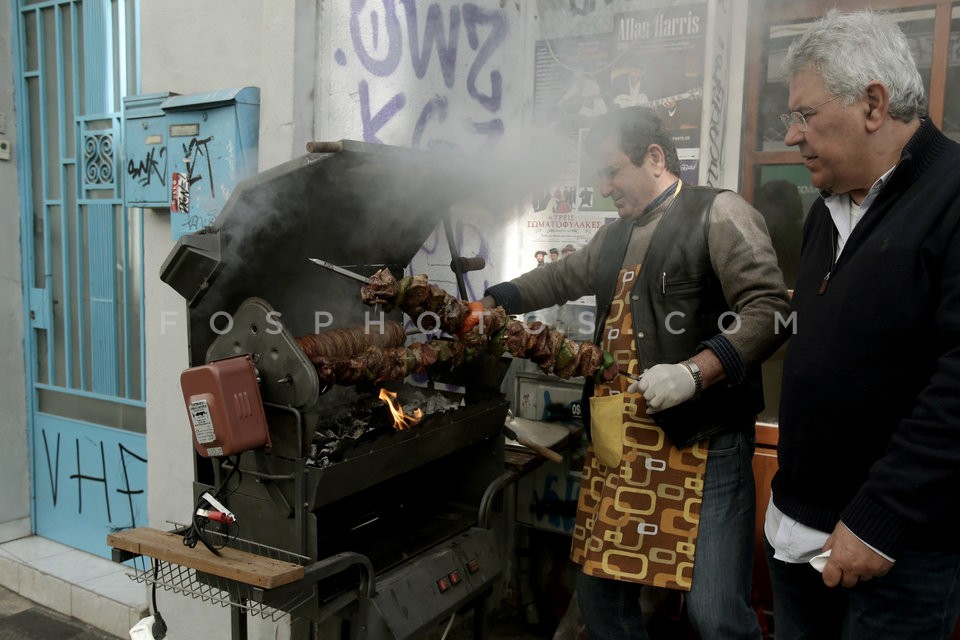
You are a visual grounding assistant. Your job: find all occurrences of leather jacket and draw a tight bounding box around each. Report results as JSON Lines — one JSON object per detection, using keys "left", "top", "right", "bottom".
{"left": 584, "top": 186, "right": 761, "bottom": 448}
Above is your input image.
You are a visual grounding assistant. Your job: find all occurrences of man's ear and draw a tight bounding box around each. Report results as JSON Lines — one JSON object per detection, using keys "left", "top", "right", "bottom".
{"left": 646, "top": 144, "right": 666, "bottom": 174}
{"left": 864, "top": 81, "right": 889, "bottom": 132}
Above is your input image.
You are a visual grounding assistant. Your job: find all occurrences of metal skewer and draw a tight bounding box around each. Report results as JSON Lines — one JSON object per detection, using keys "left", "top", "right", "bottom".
{"left": 309, "top": 258, "right": 372, "bottom": 284}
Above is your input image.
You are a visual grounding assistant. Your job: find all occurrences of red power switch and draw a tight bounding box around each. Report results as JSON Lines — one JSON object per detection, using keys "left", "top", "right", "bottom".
{"left": 449, "top": 570, "right": 462, "bottom": 586}
{"left": 466, "top": 559, "right": 480, "bottom": 574}
{"left": 437, "top": 576, "right": 451, "bottom": 593}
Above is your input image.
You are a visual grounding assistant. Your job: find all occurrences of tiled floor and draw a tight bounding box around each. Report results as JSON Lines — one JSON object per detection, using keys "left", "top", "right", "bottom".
{"left": 0, "top": 536, "right": 147, "bottom": 639}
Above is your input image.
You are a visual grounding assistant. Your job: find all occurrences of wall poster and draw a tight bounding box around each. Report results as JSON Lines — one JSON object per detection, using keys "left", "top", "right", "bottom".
{"left": 521, "top": 2, "right": 708, "bottom": 284}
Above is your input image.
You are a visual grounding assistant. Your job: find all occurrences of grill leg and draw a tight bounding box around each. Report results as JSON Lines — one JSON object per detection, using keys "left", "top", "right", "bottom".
{"left": 231, "top": 599, "right": 248, "bottom": 640}
{"left": 472, "top": 591, "right": 490, "bottom": 640}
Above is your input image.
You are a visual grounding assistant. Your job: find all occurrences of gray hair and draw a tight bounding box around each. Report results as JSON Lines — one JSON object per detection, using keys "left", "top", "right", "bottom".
{"left": 780, "top": 9, "right": 926, "bottom": 122}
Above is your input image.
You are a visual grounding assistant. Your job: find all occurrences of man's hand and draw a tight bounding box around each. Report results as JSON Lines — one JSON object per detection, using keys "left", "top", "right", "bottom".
{"left": 821, "top": 521, "right": 894, "bottom": 589}
{"left": 480, "top": 295, "right": 497, "bottom": 309}
{"left": 626, "top": 363, "right": 696, "bottom": 413}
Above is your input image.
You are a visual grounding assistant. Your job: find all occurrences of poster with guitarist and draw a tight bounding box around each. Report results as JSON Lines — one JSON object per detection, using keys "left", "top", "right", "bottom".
{"left": 610, "top": 61, "right": 703, "bottom": 146}
{"left": 612, "top": 3, "right": 706, "bottom": 149}
{"left": 529, "top": 1, "right": 707, "bottom": 217}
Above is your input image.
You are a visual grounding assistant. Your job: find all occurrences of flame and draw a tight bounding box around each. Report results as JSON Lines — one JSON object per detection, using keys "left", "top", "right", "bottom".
{"left": 378, "top": 388, "right": 424, "bottom": 430}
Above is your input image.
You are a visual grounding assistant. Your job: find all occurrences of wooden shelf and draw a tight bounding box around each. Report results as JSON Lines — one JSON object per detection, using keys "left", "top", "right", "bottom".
{"left": 108, "top": 527, "right": 304, "bottom": 589}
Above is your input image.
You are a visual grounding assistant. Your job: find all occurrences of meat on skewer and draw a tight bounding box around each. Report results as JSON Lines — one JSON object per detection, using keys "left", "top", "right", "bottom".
{"left": 361, "top": 268, "right": 618, "bottom": 382}
{"left": 313, "top": 340, "right": 467, "bottom": 386}
{"left": 294, "top": 321, "right": 407, "bottom": 362}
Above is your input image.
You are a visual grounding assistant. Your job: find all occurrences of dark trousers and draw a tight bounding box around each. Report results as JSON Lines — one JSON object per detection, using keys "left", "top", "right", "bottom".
{"left": 765, "top": 538, "right": 960, "bottom": 639}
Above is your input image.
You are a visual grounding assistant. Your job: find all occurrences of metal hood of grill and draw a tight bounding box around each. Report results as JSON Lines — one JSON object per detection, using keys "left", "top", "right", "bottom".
{"left": 160, "top": 139, "right": 496, "bottom": 364}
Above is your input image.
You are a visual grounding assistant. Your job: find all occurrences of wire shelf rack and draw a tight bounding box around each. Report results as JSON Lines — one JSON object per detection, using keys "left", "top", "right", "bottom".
{"left": 124, "top": 524, "right": 313, "bottom": 621}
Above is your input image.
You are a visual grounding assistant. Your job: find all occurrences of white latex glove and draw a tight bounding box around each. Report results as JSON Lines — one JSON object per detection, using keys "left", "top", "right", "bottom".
{"left": 626, "top": 363, "right": 696, "bottom": 413}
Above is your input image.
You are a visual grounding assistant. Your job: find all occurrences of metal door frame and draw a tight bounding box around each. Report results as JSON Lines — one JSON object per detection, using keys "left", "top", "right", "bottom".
{"left": 11, "top": 0, "right": 147, "bottom": 557}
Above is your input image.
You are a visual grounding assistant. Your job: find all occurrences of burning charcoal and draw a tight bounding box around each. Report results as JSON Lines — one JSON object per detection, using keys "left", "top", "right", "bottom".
{"left": 310, "top": 429, "right": 346, "bottom": 467}
{"left": 418, "top": 392, "right": 463, "bottom": 415}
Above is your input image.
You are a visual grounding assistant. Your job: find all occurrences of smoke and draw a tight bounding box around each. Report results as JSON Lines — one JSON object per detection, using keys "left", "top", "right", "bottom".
{"left": 185, "top": 0, "right": 745, "bottom": 355}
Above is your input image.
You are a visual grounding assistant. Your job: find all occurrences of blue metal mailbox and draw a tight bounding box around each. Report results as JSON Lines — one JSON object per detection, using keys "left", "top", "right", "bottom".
{"left": 121, "top": 87, "right": 260, "bottom": 238}
{"left": 122, "top": 92, "right": 176, "bottom": 207}
{"left": 162, "top": 87, "right": 260, "bottom": 239}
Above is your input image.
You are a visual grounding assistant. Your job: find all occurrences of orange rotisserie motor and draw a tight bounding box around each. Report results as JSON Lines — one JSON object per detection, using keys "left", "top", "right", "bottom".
{"left": 180, "top": 354, "right": 271, "bottom": 458}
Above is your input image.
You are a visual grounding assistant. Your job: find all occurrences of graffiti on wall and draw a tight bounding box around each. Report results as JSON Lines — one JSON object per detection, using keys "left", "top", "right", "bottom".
{"left": 334, "top": 1, "right": 516, "bottom": 293}
{"left": 337, "top": 0, "right": 511, "bottom": 152}
{"left": 38, "top": 427, "right": 147, "bottom": 535}
{"left": 705, "top": 0, "right": 731, "bottom": 187}
{"left": 126, "top": 146, "right": 167, "bottom": 188}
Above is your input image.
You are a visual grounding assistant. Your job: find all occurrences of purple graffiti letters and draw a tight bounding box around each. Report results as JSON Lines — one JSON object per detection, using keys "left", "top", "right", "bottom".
{"left": 463, "top": 4, "right": 506, "bottom": 112}
{"left": 413, "top": 94, "right": 449, "bottom": 148}
{"left": 399, "top": 0, "right": 460, "bottom": 88}
{"left": 351, "top": 0, "right": 403, "bottom": 76}
{"left": 467, "top": 118, "right": 505, "bottom": 151}
{"left": 348, "top": 1, "right": 508, "bottom": 149}
{"left": 360, "top": 79, "right": 407, "bottom": 143}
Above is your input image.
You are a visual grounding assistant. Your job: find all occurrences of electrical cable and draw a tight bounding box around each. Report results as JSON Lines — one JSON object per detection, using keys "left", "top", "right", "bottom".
{"left": 149, "top": 560, "right": 168, "bottom": 639}
{"left": 439, "top": 611, "right": 457, "bottom": 640}
{"left": 177, "top": 455, "right": 243, "bottom": 555}
{"left": 150, "top": 455, "right": 244, "bottom": 637}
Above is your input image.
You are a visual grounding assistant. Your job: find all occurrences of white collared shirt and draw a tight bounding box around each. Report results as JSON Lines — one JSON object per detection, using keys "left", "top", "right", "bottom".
{"left": 823, "top": 165, "right": 896, "bottom": 258}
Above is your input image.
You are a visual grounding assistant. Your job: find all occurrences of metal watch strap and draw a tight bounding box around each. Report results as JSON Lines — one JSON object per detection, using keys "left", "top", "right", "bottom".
{"left": 681, "top": 360, "right": 703, "bottom": 393}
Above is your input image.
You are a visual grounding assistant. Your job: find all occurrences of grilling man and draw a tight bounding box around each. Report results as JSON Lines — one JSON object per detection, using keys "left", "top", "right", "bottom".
{"left": 481, "top": 106, "right": 789, "bottom": 639}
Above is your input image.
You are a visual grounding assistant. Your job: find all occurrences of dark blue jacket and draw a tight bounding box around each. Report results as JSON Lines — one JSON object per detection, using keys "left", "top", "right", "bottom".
{"left": 773, "top": 118, "right": 960, "bottom": 556}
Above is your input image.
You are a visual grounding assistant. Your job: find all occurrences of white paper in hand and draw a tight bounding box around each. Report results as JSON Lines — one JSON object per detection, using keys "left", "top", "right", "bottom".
{"left": 809, "top": 549, "right": 831, "bottom": 573}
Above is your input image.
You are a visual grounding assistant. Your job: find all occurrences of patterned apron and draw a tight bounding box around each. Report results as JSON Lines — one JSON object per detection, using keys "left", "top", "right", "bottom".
{"left": 570, "top": 265, "right": 709, "bottom": 590}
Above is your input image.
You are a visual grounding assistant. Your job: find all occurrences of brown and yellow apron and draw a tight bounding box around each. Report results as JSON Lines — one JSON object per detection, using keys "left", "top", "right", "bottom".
{"left": 570, "top": 265, "right": 709, "bottom": 590}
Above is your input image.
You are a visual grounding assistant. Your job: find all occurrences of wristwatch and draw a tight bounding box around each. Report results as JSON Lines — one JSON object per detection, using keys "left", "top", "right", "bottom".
{"left": 681, "top": 360, "right": 703, "bottom": 394}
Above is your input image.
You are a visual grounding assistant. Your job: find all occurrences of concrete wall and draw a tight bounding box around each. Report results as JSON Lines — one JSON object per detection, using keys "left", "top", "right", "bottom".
{"left": 0, "top": 0, "right": 32, "bottom": 545}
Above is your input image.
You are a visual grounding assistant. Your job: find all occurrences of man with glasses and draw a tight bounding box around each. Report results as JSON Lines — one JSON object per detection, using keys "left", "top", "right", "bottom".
{"left": 767, "top": 9, "right": 960, "bottom": 639}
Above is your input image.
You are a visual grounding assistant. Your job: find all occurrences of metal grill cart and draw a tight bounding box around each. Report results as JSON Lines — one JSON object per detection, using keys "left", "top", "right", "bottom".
{"left": 110, "top": 140, "right": 526, "bottom": 640}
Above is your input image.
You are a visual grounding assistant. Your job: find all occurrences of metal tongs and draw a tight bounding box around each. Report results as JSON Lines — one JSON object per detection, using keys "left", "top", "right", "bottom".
{"left": 309, "top": 258, "right": 372, "bottom": 284}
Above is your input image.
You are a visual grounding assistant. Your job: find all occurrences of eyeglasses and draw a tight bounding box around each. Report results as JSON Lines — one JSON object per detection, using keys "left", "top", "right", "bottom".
{"left": 779, "top": 95, "right": 841, "bottom": 132}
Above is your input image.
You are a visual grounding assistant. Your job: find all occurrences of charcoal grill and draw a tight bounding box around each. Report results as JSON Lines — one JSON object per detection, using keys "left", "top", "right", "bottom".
{"left": 140, "top": 140, "right": 516, "bottom": 639}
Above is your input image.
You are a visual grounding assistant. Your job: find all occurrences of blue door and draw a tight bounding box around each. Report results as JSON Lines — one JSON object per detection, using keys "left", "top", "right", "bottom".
{"left": 12, "top": 0, "right": 147, "bottom": 557}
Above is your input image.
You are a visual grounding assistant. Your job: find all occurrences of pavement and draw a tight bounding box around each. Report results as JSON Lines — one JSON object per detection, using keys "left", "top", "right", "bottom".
{"left": 0, "top": 584, "right": 121, "bottom": 639}
{"left": 0, "top": 581, "right": 550, "bottom": 640}
{"left": 0, "top": 536, "right": 147, "bottom": 638}
{"left": 0, "top": 535, "right": 557, "bottom": 640}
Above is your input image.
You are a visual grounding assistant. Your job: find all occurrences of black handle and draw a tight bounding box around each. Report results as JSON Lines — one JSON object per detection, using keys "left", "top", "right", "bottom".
{"left": 450, "top": 256, "right": 486, "bottom": 273}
